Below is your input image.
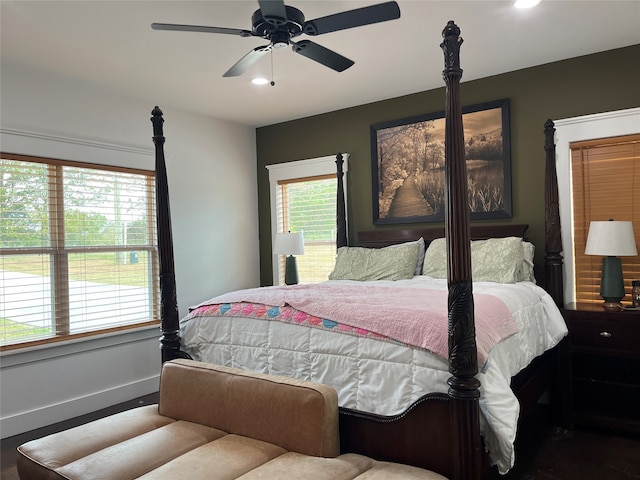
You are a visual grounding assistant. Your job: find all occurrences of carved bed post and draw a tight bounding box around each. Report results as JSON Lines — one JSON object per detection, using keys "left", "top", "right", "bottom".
{"left": 543, "top": 119, "right": 571, "bottom": 428}
{"left": 441, "top": 21, "right": 482, "bottom": 480}
{"left": 544, "top": 119, "right": 564, "bottom": 307}
{"left": 336, "top": 153, "right": 348, "bottom": 249}
{"left": 151, "top": 106, "right": 191, "bottom": 363}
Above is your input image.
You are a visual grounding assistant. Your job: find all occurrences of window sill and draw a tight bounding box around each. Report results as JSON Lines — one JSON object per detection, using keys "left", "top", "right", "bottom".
{"left": 0, "top": 323, "right": 160, "bottom": 368}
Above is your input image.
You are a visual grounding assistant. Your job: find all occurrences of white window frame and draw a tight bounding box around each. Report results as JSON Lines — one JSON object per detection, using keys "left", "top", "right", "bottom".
{"left": 555, "top": 107, "right": 640, "bottom": 304}
{"left": 0, "top": 128, "right": 158, "bottom": 351}
{"left": 266, "top": 154, "right": 349, "bottom": 285}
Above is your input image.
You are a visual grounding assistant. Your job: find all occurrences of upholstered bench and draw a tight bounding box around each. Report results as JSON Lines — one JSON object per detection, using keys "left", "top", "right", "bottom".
{"left": 17, "top": 359, "right": 447, "bottom": 480}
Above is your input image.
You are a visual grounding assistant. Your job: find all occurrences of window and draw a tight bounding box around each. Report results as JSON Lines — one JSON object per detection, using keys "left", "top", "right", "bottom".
{"left": 267, "top": 155, "right": 348, "bottom": 285}
{"left": 276, "top": 175, "right": 337, "bottom": 283}
{"left": 570, "top": 135, "right": 640, "bottom": 305}
{"left": 554, "top": 107, "right": 640, "bottom": 304}
{"left": 0, "top": 153, "right": 159, "bottom": 348}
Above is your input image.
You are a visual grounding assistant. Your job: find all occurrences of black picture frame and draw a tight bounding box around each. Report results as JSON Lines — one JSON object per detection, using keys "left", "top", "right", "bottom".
{"left": 371, "top": 98, "right": 512, "bottom": 224}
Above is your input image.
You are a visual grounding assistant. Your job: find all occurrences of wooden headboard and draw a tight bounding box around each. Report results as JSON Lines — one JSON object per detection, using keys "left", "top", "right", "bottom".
{"left": 358, "top": 224, "right": 529, "bottom": 248}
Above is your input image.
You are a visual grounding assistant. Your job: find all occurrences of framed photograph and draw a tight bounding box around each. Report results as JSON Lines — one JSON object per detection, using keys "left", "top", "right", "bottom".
{"left": 371, "top": 98, "right": 511, "bottom": 224}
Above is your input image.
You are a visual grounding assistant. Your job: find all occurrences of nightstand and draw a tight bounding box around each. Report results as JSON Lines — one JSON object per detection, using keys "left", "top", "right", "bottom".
{"left": 562, "top": 303, "right": 640, "bottom": 433}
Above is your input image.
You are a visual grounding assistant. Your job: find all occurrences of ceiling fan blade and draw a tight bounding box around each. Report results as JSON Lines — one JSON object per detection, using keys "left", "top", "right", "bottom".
{"left": 223, "top": 45, "right": 271, "bottom": 77}
{"left": 152, "top": 23, "right": 253, "bottom": 37}
{"left": 291, "top": 40, "right": 354, "bottom": 73}
{"left": 257, "top": 0, "right": 288, "bottom": 26}
{"left": 303, "top": 1, "right": 400, "bottom": 36}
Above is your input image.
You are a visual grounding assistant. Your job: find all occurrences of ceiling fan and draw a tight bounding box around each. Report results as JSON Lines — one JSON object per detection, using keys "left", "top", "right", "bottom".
{"left": 152, "top": 0, "right": 400, "bottom": 77}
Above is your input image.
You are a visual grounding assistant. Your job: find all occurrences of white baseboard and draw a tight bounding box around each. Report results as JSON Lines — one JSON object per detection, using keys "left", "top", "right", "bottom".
{"left": 1, "top": 374, "right": 160, "bottom": 439}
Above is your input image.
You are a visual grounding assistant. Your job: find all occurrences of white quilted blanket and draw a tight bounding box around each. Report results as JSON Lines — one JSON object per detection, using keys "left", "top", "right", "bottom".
{"left": 179, "top": 277, "right": 567, "bottom": 474}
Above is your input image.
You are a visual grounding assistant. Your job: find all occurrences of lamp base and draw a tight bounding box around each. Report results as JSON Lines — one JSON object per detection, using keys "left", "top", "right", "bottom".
{"left": 601, "top": 300, "right": 623, "bottom": 312}
{"left": 284, "top": 255, "right": 299, "bottom": 285}
{"left": 599, "top": 256, "right": 624, "bottom": 311}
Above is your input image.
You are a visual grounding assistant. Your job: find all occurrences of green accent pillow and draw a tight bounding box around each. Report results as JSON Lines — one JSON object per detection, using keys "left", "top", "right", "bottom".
{"left": 329, "top": 242, "right": 420, "bottom": 281}
{"left": 423, "top": 237, "right": 525, "bottom": 283}
{"left": 387, "top": 238, "right": 425, "bottom": 275}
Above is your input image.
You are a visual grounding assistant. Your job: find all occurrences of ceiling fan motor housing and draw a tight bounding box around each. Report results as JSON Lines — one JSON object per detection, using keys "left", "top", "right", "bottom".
{"left": 251, "top": 6, "right": 305, "bottom": 41}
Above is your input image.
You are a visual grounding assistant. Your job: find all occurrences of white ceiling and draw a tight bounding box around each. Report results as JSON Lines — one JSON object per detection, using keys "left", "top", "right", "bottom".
{"left": 2, "top": 1, "right": 639, "bottom": 128}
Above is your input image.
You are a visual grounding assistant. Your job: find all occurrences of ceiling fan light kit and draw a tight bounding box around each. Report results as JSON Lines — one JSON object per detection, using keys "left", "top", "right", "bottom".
{"left": 152, "top": 0, "right": 400, "bottom": 78}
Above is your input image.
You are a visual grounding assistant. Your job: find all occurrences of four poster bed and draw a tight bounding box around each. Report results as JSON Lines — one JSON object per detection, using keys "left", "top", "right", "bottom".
{"left": 151, "top": 21, "right": 567, "bottom": 480}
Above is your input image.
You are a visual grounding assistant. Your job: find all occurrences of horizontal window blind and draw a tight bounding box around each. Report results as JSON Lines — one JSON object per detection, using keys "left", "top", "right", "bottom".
{"left": 571, "top": 135, "right": 640, "bottom": 305}
{"left": 276, "top": 174, "right": 337, "bottom": 284}
{"left": 1, "top": 154, "right": 159, "bottom": 348}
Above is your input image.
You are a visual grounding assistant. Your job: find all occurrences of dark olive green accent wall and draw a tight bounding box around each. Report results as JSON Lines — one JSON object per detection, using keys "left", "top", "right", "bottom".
{"left": 256, "top": 45, "right": 640, "bottom": 286}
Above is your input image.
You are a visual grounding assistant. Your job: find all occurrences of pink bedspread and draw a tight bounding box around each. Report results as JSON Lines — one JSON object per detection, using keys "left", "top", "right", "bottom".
{"left": 192, "top": 282, "right": 518, "bottom": 365}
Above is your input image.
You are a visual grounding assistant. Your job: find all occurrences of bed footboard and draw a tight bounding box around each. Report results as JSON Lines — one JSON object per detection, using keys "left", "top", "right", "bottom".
{"left": 339, "top": 395, "right": 457, "bottom": 479}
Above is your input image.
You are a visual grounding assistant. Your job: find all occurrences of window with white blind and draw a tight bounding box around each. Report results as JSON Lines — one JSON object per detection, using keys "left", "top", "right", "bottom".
{"left": 571, "top": 135, "right": 640, "bottom": 305}
{"left": 267, "top": 155, "right": 348, "bottom": 285}
{"left": 0, "top": 153, "right": 159, "bottom": 349}
{"left": 276, "top": 175, "right": 337, "bottom": 283}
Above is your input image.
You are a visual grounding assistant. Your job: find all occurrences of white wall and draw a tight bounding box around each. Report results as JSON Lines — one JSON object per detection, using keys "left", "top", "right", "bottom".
{"left": 0, "top": 61, "right": 260, "bottom": 438}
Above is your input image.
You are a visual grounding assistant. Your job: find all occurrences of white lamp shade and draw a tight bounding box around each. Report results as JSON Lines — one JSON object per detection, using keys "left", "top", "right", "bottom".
{"left": 273, "top": 232, "right": 305, "bottom": 256}
{"left": 585, "top": 221, "right": 638, "bottom": 256}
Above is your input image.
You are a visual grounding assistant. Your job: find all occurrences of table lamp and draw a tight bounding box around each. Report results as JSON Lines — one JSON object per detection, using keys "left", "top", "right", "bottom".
{"left": 585, "top": 219, "right": 638, "bottom": 311}
{"left": 273, "top": 232, "right": 305, "bottom": 285}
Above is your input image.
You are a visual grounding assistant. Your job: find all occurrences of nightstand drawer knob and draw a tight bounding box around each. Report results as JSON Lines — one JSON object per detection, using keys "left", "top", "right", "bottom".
{"left": 599, "top": 331, "right": 612, "bottom": 338}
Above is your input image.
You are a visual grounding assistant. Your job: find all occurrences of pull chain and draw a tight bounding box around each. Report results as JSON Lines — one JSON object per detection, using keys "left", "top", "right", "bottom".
{"left": 270, "top": 48, "right": 275, "bottom": 86}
